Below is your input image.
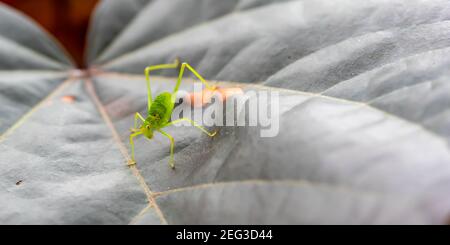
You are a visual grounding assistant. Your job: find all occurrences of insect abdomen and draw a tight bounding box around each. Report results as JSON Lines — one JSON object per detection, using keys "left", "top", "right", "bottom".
{"left": 148, "top": 92, "right": 174, "bottom": 127}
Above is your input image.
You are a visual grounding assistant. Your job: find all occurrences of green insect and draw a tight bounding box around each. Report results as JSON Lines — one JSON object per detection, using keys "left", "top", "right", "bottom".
{"left": 129, "top": 59, "right": 217, "bottom": 169}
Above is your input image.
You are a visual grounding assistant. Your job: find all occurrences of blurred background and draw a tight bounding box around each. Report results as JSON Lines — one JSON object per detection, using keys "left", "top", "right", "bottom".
{"left": 1, "top": 0, "right": 99, "bottom": 67}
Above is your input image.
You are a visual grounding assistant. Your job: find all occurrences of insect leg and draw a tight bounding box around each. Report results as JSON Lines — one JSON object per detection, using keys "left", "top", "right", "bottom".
{"left": 157, "top": 129, "right": 175, "bottom": 169}
{"left": 174, "top": 63, "right": 216, "bottom": 95}
{"left": 129, "top": 131, "right": 143, "bottom": 166}
{"left": 145, "top": 59, "right": 180, "bottom": 111}
{"left": 132, "top": 112, "right": 146, "bottom": 132}
{"left": 166, "top": 118, "right": 217, "bottom": 137}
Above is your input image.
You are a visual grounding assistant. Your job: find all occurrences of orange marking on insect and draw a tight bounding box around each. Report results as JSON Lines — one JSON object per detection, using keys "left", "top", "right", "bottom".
{"left": 189, "top": 87, "right": 244, "bottom": 108}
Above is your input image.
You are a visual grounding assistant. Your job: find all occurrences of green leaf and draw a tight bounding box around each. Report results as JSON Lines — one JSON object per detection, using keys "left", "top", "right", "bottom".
{"left": 0, "top": 4, "right": 147, "bottom": 225}
{"left": 2, "top": 0, "right": 450, "bottom": 225}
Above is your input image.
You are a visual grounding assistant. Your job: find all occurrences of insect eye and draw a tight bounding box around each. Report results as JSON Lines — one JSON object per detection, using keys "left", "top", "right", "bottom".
{"left": 146, "top": 125, "right": 150, "bottom": 130}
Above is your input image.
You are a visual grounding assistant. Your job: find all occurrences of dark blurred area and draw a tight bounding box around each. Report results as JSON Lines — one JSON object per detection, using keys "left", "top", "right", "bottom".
{"left": 1, "top": 0, "right": 99, "bottom": 67}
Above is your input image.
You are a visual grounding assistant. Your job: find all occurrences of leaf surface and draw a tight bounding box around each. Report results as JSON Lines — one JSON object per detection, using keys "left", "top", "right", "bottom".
{"left": 2, "top": 0, "right": 450, "bottom": 224}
